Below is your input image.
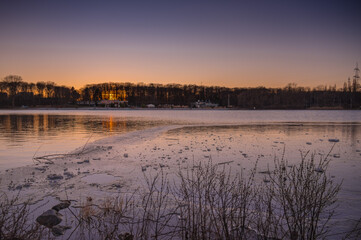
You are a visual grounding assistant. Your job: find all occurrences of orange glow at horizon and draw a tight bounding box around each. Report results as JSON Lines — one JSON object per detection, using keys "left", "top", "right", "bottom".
{"left": 0, "top": 38, "right": 356, "bottom": 90}
{"left": 3, "top": 60, "right": 352, "bottom": 90}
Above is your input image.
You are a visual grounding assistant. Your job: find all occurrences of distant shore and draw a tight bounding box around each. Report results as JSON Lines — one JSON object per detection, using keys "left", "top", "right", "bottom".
{"left": 0, "top": 105, "right": 358, "bottom": 111}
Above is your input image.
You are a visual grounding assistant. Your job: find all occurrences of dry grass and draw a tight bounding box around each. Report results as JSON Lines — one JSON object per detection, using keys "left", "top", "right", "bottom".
{"left": 256, "top": 151, "right": 341, "bottom": 240}
{"left": 1, "top": 151, "right": 361, "bottom": 239}
{"left": 70, "top": 153, "right": 350, "bottom": 240}
{"left": 0, "top": 190, "right": 48, "bottom": 240}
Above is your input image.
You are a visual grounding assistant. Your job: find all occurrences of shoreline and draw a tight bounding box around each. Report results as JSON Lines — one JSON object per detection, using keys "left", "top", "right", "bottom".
{"left": 0, "top": 106, "right": 358, "bottom": 111}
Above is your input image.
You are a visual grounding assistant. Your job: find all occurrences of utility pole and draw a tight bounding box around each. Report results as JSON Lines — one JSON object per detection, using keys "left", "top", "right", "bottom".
{"left": 353, "top": 62, "right": 360, "bottom": 92}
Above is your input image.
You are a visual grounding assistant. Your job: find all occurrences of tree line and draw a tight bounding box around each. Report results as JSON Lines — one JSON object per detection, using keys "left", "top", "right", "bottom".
{"left": 0, "top": 75, "right": 79, "bottom": 107}
{"left": 0, "top": 74, "right": 360, "bottom": 109}
{"left": 79, "top": 80, "right": 361, "bottom": 109}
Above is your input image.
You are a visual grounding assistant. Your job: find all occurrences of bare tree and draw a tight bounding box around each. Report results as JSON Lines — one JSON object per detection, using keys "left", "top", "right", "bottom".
{"left": 36, "top": 81, "right": 46, "bottom": 98}
{"left": 2, "top": 75, "right": 23, "bottom": 107}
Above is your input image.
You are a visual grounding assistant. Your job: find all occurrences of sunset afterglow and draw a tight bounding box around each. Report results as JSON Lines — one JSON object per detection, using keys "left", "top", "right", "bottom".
{"left": 1, "top": 0, "right": 360, "bottom": 89}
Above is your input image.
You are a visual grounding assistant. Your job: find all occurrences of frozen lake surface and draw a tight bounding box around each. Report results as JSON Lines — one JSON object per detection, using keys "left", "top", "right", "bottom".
{"left": 0, "top": 109, "right": 360, "bottom": 239}
{"left": 1, "top": 109, "right": 360, "bottom": 169}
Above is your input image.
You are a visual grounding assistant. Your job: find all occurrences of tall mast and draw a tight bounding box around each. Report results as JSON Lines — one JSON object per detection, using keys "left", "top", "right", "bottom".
{"left": 353, "top": 62, "right": 360, "bottom": 92}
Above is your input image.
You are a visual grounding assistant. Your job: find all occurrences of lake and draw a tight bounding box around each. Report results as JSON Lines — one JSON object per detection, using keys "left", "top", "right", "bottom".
{"left": 0, "top": 109, "right": 360, "bottom": 238}
{"left": 0, "top": 109, "right": 360, "bottom": 170}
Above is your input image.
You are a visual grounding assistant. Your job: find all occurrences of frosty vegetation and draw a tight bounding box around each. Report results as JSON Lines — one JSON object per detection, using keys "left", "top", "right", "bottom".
{"left": 1, "top": 153, "right": 361, "bottom": 240}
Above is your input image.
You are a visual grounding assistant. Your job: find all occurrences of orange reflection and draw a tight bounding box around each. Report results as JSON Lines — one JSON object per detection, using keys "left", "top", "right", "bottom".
{"left": 102, "top": 116, "right": 114, "bottom": 132}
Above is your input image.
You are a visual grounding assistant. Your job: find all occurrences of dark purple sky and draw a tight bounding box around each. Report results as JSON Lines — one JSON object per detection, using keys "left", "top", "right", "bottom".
{"left": 1, "top": 0, "right": 360, "bottom": 88}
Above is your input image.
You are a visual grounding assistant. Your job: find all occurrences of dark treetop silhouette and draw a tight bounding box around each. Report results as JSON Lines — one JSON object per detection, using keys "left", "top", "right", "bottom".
{"left": 0, "top": 75, "right": 360, "bottom": 109}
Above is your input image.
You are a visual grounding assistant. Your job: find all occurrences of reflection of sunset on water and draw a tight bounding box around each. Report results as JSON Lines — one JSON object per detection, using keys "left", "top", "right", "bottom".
{"left": 0, "top": 110, "right": 360, "bottom": 170}
{"left": 100, "top": 116, "right": 128, "bottom": 132}
{"left": 101, "top": 116, "right": 127, "bottom": 132}
{"left": 103, "top": 116, "right": 114, "bottom": 132}
{"left": 0, "top": 112, "right": 175, "bottom": 169}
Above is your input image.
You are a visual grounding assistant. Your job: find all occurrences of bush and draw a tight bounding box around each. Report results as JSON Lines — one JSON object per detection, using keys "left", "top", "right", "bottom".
{"left": 2, "top": 153, "right": 360, "bottom": 239}
{"left": 0, "top": 192, "right": 47, "bottom": 240}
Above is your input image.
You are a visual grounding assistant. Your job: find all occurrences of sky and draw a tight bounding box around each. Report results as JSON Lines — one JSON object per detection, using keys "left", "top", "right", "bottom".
{"left": 0, "top": 0, "right": 360, "bottom": 89}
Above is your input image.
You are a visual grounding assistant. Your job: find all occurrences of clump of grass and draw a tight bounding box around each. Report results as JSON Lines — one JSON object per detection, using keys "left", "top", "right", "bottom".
{"left": 174, "top": 160, "right": 258, "bottom": 239}
{"left": 0, "top": 191, "right": 47, "bottom": 240}
{"left": 72, "top": 172, "right": 177, "bottom": 239}
{"left": 256, "top": 151, "right": 341, "bottom": 240}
